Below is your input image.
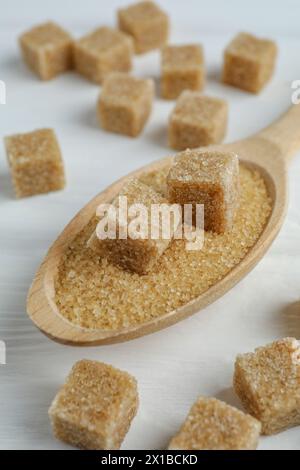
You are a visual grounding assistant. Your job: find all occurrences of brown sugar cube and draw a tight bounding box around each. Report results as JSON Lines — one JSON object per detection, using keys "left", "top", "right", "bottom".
{"left": 5, "top": 129, "right": 65, "bottom": 198}
{"left": 118, "top": 1, "right": 169, "bottom": 54}
{"left": 49, "top": 360, "right": 138, "bottom": 450}
{"left": 19, "top": 22, "right": 73, "bottom": 80}
{"left": 222, "top": 32, "right": 277, "bottom": 93}
{"left": 161, "top": 44, "right": 205, "bottom": 99}
{"left": 98, "top": 73, "right": 154, "bottom": 137}
{"left": 168, "top": 91, "right": 228, "bottom": 150}
{"left": 168, "top": 397, "right": 261, "bottom": 450}
{"left": 88, "top": 178, "right": 181, "bottom": 275}
{"left": 234, "top": 337, "right": 300, "bottom": 435}
{"left": 73, "top": 27, "right": 133, "bottom": 84}
{"left": 167, "top": 149, "right": 239, "bottom": 233}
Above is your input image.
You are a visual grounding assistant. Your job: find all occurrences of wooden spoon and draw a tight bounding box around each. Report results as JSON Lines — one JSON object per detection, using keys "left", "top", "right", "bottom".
{"left": 27, "top": 105, "right": 300, "bottom": 346}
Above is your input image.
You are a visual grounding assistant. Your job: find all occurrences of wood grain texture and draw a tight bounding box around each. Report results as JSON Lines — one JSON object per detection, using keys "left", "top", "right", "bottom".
{"left": 27, "top": 105, "right": 300, "bottom": 345}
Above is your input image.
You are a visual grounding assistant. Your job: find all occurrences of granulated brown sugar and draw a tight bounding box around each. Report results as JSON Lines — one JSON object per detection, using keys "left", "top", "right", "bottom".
{"left": 54, "top": 164, "right": 271, "bottom": 330}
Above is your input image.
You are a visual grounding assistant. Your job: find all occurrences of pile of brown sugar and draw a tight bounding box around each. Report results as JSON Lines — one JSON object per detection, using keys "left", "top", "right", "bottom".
{"left": 54, "top": 164, "right": 272, "bottom": 330}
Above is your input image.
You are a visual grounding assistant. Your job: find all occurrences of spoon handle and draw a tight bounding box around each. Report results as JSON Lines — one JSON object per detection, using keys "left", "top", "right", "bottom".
{"left": 258, "top": 104, "right": 300, "bottom": 163}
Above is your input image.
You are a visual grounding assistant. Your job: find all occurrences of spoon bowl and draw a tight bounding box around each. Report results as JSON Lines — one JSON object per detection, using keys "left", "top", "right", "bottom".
{"left": 27, "top": 105, "right": 300, "bottom": 345}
